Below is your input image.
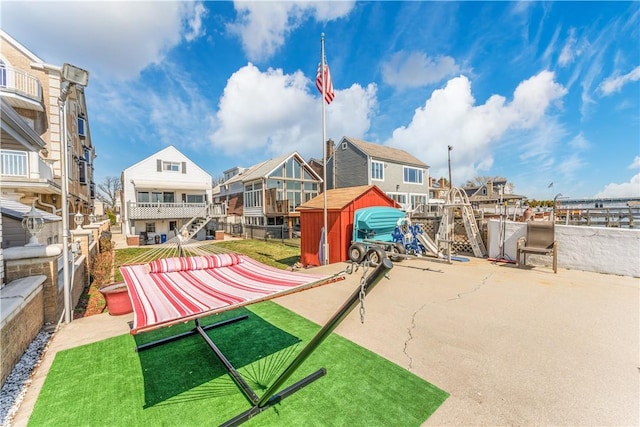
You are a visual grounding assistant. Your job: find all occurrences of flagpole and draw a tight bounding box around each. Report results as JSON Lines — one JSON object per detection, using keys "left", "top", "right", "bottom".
{"left": 321, "top": 33, "right": 329, "bottom": 265}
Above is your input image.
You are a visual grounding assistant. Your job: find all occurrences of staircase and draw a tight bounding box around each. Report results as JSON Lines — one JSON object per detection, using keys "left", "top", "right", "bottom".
{"left": 436, "top": 187, "right": 487, "bottom": 257}
{"left": 179, "top": 203, "right": 217, "bottom": 241}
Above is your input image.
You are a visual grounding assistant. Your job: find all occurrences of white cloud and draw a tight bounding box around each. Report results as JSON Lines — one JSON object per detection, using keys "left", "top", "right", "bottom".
{"left": 558, "top": 28, "right": 578, "bottom": 67}
{"left": 228, "top": 1, "right": 354, "bottom": 63}
{"left": 594, "top": 174, "right": 640, "bottom": 198}
{"left": 629, "top": 156, "right": 640, "bottom": 169}
{"left": 209, "top": 63, "right": 376, "bottom": 161}
{"left": 384, "top": 71, "right": 567, "bottom": 184}
{"left": 1, "top": 1, "right": 204, "bottom": 80}
{"left": 599, "top": 65, "right": 640, "bottom": 95}
{"left": 381, "top": 51, "right": 461, "bottom": 89}
{"left": 568, "top": 133, "right": 591, "bottom": 150}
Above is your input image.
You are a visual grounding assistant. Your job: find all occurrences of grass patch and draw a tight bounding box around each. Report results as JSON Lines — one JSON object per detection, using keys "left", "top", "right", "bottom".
{"left": 29, "top": 301, "right": 447, "bottom": 426}
{"left": 112, "top": 240, "right": 301, "bottom": 281}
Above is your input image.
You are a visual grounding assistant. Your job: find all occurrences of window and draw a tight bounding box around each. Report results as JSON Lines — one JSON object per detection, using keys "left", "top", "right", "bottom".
{"left": 410, "top": 194, "right": 428, "bottom": 208}
{"left": 371, "top": 161, "right": 384, "bottom": 181}
{"left": 403, "top": 167, "right": 423, "bottom": 184}
{"left": 0, "top": 61, "right": 6, "bottom": 88}
{"left": 78, "top": 117, "right": 86, "bottom": 137}
{"left": 186, "top": 194, "right": 204, "bottom": 203}
{"left": 163, "top": 161, "right": 180, "bottom": 172}
{"left": 244, "top": 182, "right": 263, "bottom": 208}
{"left": 79, "top": 160, "right": 87, "bottom": 184}
{"left": 137, "top": 192, "right": 149, "bottom": 203}
{"left": 389, "top": 193, "right": 406, "bottom": 204}
{"left": 145, "top": 222, "right": 156, "bottom": 233}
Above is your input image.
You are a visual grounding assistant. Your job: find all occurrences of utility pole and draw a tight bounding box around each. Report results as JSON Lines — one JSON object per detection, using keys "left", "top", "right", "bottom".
{"left": 447, "top": 145, "right": 453, "bottom": 190}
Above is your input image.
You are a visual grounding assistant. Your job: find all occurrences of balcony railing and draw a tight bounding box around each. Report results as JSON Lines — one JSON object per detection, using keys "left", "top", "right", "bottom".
{"left": 0, "top": 149, "right": 54, "bottom": 181}
{"left": 265, "top": 199, "right": 290, "bottom": 215}
{"left": 0, "top": 65, "right": 43, "bottom": 104}
{"left": 1, "top": 149, "right": 27, "bottom": 176}
{"left": 127, "top": 201, "right": 227, "bottom": 220}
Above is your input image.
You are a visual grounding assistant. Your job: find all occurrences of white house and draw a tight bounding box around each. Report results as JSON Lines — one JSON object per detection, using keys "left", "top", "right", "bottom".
{"left": 120, "top": 145, "right": 224, "bottom": 243}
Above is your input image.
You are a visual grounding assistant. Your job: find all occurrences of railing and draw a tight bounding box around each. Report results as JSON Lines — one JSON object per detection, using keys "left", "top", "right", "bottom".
{"left": 127, "top": 201, "right": 226, "bottom": 220}
{"left": 0, "top": 65, "right": 43, "bottom": 103}
{"left": 265, "top": 199, "right": 290, "bottom": 215}
{"left": 1, "top": 149, "right": 27, "bottom": 176}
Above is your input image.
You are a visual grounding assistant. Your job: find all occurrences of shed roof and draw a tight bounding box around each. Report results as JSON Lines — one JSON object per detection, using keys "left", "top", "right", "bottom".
{"left": 344, "top": 136, "right": 428, "bottom": 168}
{"left": 297, "top": 185, "right": 395, "bottom": 211}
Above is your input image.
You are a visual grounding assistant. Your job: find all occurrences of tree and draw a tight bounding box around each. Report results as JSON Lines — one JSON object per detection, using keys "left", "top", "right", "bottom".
{"left": 97, "top": 176, "right": 122, "bottom": 211}
{"left": 464, "top": 176, "right": 514, "bottom": 193}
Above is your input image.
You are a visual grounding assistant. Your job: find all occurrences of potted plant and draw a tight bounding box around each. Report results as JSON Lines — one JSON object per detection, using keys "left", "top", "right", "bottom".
{"left": 99, "top": 282, "right": 133, "bottom": 315}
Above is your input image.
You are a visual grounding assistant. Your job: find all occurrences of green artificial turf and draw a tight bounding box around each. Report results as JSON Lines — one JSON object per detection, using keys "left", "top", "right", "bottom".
{"left": 29, "top": 301, "right": 448, "bottom": 426}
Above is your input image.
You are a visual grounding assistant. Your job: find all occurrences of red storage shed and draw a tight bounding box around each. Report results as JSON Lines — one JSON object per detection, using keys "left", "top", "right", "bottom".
{"left": 297, "top": 185, "right": 398, "bottom": 266}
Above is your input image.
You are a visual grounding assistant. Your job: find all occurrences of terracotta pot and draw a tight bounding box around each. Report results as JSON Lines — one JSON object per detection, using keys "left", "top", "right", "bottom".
{"left": 99, "top": 282, "right": 133, "bottom": 316}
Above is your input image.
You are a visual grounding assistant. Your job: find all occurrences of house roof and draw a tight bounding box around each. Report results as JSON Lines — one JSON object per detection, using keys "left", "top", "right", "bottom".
{"left": 123, "top": 145, "right": 212, "bottom": 179}
{"left": 0, "top": 198, "right": 61, "bottom": 222}
{"left": 297, "top": 185, "right": 395, "bottom": 210}
{"left": 223, "top": 152, "right": 322, "bottom": 185}
{"left": 343, "top": 136, "right": 428, "bottom": 168}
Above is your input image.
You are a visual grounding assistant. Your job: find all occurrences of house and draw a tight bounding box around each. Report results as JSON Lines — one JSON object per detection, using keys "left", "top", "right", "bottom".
{"left": 1, "top": 30, "right": 96, "bottom": 247}
{"left": 120, "top": 145, "right": 224, "bottom": 243}
{"left": 215, "top": 152, "right": 322, "bottom": 229}
{"left": 296, "top": 185, "right": 398, "bottom": 266}
{"left": 326, "top": 136, "right": 430, "bottom": 211}
{"left": 463, "top": 179, "right": 526, "bottom": 212}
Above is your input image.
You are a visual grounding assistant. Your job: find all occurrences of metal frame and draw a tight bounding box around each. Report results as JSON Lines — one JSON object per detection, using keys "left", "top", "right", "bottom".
{"left": 136, "top": 257, "right": 393, "bottom": 426}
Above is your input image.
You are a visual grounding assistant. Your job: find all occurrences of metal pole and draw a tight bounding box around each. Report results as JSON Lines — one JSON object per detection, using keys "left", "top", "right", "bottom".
{"left": 58, "top": 83, "right": 72, "bottom": 323}
{"left": 257, "top": 257, "right": 392, "bottom": 406}
{"left": 321, "top": 33, "right": 329, "bottom": 265}
{"left": 447, "top": 145, "right": 453, "bottom": 190}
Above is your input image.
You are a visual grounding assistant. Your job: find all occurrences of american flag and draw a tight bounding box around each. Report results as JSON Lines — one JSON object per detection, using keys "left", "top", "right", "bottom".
{"left": 316, "top": 61, "right": 335, "bottom": 104}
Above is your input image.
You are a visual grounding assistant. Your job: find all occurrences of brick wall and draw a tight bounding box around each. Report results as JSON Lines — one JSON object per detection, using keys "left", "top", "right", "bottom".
{"left": 0, "top": 283, "right": 44, "bottom": 386}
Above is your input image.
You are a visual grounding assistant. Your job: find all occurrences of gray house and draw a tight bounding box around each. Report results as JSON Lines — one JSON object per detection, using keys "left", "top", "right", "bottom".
{"left": 215, "top": 152, "right": 322, "bottom": 228}
{"left": 326, "top": 136, "right": 430, "bottom": 210}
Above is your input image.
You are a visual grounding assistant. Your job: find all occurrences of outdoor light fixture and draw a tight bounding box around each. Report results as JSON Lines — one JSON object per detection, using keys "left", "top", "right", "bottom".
{"left": 59, "top": 61, "right": 89, "bottom": 324}
{"left": 22, "top": 202, "right": 45, "bottom": 246}
{"left": 89, "top": 211, "right": 96, "bottom": 224}
{"left": 62, "top": 63, "right": 90, "bottom": 86}
{"left": 74, "top": 210, "right": 84, "bottom": 230}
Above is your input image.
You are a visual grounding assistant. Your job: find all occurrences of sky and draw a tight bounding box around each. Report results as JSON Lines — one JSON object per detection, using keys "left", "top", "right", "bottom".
{"left": 2, "top": 1, "right": 639, "bottom": 200}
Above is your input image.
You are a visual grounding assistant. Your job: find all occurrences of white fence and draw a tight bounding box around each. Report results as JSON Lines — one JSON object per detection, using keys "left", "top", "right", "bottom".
{"left": 487, "top": 219, "right": 640, "bottom": 277}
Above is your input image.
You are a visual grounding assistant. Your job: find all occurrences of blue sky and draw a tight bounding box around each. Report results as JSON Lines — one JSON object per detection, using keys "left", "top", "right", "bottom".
{"left": 3, "top": 1, "right": 639, "bottom": 200}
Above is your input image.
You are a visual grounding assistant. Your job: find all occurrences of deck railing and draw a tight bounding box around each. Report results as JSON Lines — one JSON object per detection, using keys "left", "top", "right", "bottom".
{"left": 127, "top": 201, "right": 226, "bottom": 220}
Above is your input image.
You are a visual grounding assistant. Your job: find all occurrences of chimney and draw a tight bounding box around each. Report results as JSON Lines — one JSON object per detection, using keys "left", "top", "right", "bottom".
{"left": 326, "top": 139, "right": 334, "bottom": 158}
{"left": 429, "top": 177, "right": 434, "bottom": 187}
{"left": 439, "top": 177, "right": 447, "bottom": 189}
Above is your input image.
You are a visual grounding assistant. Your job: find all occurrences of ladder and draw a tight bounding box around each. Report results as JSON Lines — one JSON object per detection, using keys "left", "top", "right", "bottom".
{"left": 436, "top": 187, "right": 487, "bottom": 257}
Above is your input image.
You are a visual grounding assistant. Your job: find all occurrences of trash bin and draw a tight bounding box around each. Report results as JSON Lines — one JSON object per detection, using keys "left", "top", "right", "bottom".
{"left": 161, "top": 233, "right": 167, "bottom": 243}
{"left": 154, "top": 234, "right": 160, "bottom": 244}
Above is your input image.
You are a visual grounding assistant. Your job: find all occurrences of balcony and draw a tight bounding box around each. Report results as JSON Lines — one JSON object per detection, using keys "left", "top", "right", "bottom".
{"left": 0, "top": 65, "right": 44, "bottom": 111}
{"left": 127, "top": 202, "right": 227, "bottom": 220}
{"left": 265, "top": 199, "right": 290, "bottom": 216}
{"left": 1, "top": 149, "right": 53, "bottom": 181}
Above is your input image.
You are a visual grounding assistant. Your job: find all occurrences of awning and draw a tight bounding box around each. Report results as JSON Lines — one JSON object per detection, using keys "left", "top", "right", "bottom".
{"left": 0, "top": 198, "right": 61, "bottom": 222}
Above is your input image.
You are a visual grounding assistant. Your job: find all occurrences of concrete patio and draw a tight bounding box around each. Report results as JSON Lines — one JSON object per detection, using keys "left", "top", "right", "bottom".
{"left": 11, "top": 256, "right": 639, "bottom": 426}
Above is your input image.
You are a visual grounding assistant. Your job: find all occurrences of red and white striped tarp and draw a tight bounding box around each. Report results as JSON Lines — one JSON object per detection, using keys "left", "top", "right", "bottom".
{"left": 120, "top": 254, "right": 340, "bottom": 334}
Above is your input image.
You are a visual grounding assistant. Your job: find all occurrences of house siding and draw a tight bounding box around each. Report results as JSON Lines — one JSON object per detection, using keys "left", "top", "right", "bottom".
{"left": 121, "top": 146, "right": 214, "bottom": 238}
{"left": 329, "top": 141, "right": 368, "bottom": 189}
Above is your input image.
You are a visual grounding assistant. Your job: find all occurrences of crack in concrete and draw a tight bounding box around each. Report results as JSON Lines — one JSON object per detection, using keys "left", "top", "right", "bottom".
{"left": 447, "top": 273, "right": 492, "bottom": 301}
{"left": 402, "top": 273, "right": 492, "bottom": 371}
{"left": 403, "top": 303, "right": 426, "bottom": 371}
